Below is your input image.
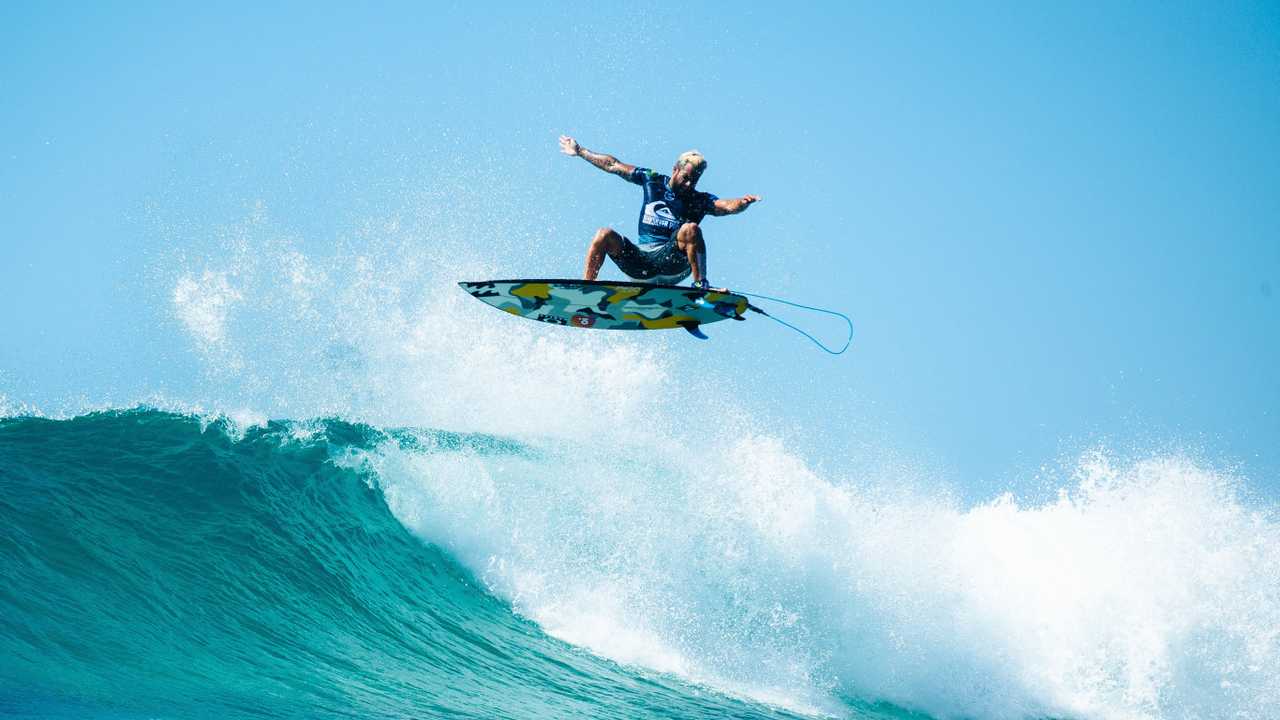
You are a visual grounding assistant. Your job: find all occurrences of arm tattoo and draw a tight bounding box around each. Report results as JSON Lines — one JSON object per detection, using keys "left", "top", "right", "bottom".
{"left": 579, "top": 147, "right": 620, "bottom": 173}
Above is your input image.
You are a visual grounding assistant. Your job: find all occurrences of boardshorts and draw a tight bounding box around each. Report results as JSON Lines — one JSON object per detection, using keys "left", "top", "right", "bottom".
{"left": 612, "top": 236, "right": 691, "bottom": 285}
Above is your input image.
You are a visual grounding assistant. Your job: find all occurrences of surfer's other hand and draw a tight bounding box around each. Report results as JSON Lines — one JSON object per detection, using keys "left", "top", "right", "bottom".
{"left": 559, "top": 135, "right": 580, "bottom": 156}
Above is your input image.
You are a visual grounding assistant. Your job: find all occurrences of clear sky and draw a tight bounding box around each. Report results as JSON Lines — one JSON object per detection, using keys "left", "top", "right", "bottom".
{"left": 2, "top": 1, "right": 1278, "bottom": 500}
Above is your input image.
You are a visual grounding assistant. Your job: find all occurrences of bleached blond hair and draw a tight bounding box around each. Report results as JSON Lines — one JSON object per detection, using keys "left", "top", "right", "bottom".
{"left": 676, "top": 150, "right": 707, "bottom": 173}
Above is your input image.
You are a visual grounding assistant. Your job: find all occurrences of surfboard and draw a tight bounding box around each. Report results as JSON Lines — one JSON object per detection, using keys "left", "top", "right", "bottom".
{"left": 458, "top": 279, "right": 749, "bottom": 338}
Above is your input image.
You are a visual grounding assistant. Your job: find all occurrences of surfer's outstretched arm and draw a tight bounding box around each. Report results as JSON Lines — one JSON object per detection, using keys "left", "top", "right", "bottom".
{"left": 709, "top": 195, "right": 762, "bottom": 216}
{"left": 559, "top": 135, "right": 636, "bottom": 179}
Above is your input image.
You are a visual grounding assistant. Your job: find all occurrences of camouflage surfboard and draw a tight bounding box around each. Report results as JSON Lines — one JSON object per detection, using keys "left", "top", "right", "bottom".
{"left": 458, "top": 279, "right": 749, "bottom": 338}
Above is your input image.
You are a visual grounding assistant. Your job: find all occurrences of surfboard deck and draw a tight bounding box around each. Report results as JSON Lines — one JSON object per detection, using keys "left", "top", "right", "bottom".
{"left": 458, "top": 279, "right": 748, "bottom": 335}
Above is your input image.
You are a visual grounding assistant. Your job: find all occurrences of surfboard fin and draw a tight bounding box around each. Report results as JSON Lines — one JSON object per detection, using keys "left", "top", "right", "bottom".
{"left": 681, "top": 322, "right": 709, "bottom": 340}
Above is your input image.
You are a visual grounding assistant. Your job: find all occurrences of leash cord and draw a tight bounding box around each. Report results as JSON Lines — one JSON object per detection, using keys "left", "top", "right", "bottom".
{"left": 732, "top": 289, "right": 854, "bottom": 355}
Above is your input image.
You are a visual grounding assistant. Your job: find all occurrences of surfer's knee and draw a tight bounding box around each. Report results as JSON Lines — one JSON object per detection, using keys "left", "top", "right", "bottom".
{"left": 676, "top": 222, "right": 702, "bottom": 250}
{"left": 591, "top": 227, "right": 621, "bottom": 250}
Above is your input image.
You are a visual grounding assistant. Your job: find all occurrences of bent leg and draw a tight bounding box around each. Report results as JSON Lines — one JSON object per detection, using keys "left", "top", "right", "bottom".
{"left": 583, "top": 227, "right": 623, "bottom": 280}
{"left": 675, "top": 223, "right": 706, "bottom": 284}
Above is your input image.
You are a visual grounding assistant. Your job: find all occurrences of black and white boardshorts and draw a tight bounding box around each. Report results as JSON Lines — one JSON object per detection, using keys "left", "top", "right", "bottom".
{"left": 612, "top": 236, "right": 691, "bottom": 285}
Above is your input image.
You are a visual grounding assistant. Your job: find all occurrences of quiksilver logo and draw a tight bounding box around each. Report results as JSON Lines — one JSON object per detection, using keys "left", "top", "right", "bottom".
{"left": 643, "top": 201, "right": 678, "bottom": 228}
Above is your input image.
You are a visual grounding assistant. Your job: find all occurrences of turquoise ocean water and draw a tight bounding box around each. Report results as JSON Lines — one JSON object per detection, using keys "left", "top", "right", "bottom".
{"left": 2, "top": 408, "right": 1277, "bottom": 720}
{"left": 0, "top": 410, "right": 823, "bottom": 719}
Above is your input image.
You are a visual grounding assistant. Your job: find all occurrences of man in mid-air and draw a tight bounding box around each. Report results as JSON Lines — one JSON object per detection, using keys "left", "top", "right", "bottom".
{"left": 559, "top": 135, "right": 760, "bottom": 289}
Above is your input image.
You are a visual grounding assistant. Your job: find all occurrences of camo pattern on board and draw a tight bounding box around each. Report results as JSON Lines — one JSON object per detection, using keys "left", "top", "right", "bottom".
{"left": 459, "top": 280, "right": 749, "bottom": 331}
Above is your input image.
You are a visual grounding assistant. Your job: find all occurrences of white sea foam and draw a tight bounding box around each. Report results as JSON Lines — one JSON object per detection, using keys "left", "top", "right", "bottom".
{"left": 373, "top": 435, "right": 1279, "bottom": 720}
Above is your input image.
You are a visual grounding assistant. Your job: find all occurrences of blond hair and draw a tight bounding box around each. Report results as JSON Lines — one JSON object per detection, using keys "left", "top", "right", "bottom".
{"left": 676, "top": 150, "right": 707, "bottom": 173}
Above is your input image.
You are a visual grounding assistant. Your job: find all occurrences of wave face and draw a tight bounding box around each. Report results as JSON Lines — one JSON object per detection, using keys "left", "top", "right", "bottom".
{"left": 0, "top": 410, "right": 810, "bottom": 720}
{"left": 2, "top": 409, "right": 1278, "bottom": 720}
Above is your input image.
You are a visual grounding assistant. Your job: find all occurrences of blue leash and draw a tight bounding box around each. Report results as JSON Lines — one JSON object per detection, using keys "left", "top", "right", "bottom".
{"left": 734, "top": 289, "right": 854, "bottom": 355}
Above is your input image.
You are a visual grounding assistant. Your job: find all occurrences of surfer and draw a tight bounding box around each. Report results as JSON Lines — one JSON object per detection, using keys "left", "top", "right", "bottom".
{"left": 559, "top": 135, "right": 760, "bottom": 289}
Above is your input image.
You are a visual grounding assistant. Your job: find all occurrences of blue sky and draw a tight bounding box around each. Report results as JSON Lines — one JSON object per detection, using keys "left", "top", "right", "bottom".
{"left": 2, "top": 2, "right": 1277, "bottom": 499}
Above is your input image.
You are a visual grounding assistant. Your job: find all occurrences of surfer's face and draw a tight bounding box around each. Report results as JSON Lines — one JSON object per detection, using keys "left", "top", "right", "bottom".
{"left": 669, "top": 162, "right": 702, "bottom": 193}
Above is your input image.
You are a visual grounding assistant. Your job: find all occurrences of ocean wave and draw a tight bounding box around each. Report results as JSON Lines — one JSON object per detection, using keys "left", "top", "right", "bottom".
{"left": 0, "top": 410, "right": 807, "bottom": 720}
{"left": 3, "top": 409, "right": 1276, "bottom": 719}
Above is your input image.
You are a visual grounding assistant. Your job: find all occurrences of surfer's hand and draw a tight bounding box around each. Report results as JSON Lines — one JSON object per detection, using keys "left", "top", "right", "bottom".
{"left": 559, "top": 135, "right": 580, "bottom": 156}
{"left": 711, "top": 195, "right": 760, "bottom": 216}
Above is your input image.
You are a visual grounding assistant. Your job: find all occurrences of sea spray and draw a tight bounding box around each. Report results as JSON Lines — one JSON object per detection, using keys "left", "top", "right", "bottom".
{"left": 164, "top": 219, "right": 679, "bottom": 437}
{"left": 148, "top": 211, "right": 1280, "bottom": 718}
